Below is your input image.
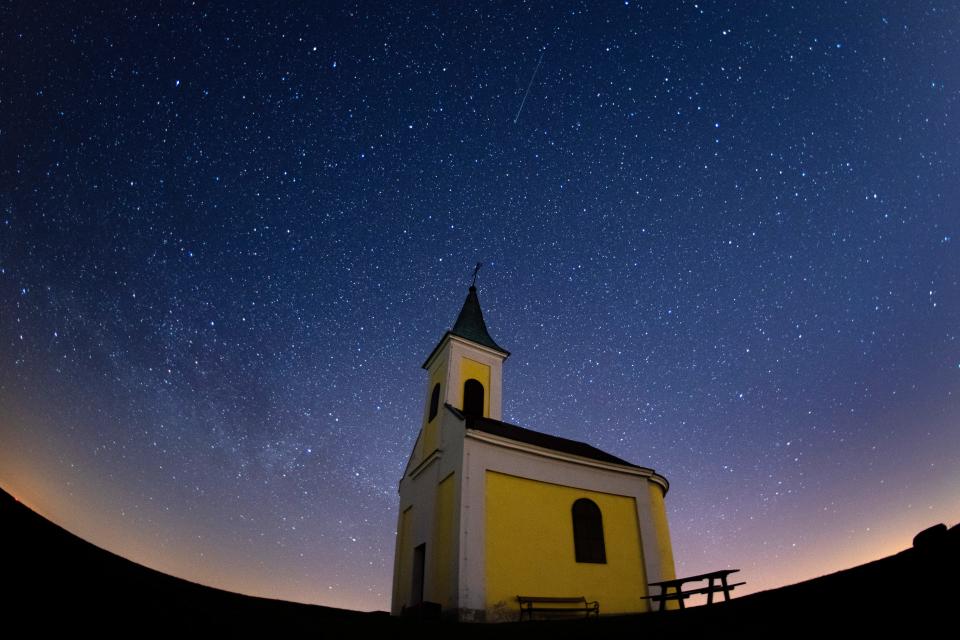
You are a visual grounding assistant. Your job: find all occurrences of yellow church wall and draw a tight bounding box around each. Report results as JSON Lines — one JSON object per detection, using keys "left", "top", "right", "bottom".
{"left": 430, "top": 472, "right": 456, "bottom": 607}
{"left": 418, "top": 364, "right": 446, "bottom": 462}
{"left": 648, "top": 483, "right": 676, "bottom": 580}
{"left": 459, "top": 358, "right": 490, "bottom": 417}
{"left": 485, "top": 470, "right": 648, "bottom": 618}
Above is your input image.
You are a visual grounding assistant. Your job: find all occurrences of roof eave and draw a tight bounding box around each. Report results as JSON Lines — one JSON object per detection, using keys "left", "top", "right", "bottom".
{"left": 422, "top": 332, "right": 511, "bottom": 369}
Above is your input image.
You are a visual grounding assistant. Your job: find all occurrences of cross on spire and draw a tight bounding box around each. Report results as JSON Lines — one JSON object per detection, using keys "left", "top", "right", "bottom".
{"left": 471, "top": 262, "right": 483, "bottom": 288}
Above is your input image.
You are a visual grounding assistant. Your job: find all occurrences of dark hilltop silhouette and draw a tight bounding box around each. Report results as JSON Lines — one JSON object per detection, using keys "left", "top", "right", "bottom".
{"left": 3, "top": 486, "right": 956, "bottom": 636}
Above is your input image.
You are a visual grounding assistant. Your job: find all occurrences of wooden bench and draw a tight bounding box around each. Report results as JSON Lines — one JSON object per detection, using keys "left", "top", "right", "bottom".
{"left": 516, "top": 596, "right": 599, "bottom": 621}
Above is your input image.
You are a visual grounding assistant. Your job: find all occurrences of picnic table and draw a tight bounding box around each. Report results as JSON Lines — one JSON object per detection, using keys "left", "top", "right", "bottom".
{"left": 646, "top": 569, "right": 744, "bottom": 611}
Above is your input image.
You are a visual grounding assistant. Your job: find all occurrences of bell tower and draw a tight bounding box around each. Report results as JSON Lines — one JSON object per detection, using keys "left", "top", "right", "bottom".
{"left": 415, "top": 283, "right": 509, "bottom": 460}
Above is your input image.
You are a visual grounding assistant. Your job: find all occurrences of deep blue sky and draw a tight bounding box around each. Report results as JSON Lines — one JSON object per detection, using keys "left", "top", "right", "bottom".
{"left": 1, "top": 1, "right": 958, "bottom": 611}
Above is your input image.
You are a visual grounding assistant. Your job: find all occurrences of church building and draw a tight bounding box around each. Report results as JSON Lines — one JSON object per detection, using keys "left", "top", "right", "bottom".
{"left": 391, "top": 284, "right": 676, "bottom": 621}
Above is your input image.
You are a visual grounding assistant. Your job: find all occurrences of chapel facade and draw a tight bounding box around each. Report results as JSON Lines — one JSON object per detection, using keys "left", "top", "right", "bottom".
{"left": 391, "top": 284, "right": 676, "bottom": 621}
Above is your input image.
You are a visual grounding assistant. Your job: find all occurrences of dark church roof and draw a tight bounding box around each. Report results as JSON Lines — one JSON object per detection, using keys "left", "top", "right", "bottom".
{"left": 445, "top": 404, "right": 652, "bottom": 473}
{"left": 422, "top": 286, "right": 509, "bottom": 367}
{"left": 450, "top": 286, "right": 508, "bottom": 354}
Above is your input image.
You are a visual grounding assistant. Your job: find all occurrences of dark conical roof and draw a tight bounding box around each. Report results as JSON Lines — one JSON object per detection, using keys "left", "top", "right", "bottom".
{"left": 422, "top": 285, "right": 509, "bottom": 368}
{"left": 449, "top": 286, "right": 508, "bottom": 355}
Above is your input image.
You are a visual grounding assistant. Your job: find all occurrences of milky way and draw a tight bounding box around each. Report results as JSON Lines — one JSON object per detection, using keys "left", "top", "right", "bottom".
{"left": 1, "top": 2, "right": 958, "bottom": 611}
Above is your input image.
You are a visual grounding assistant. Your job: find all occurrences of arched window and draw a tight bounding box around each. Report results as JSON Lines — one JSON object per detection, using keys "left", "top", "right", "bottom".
{"left": 463, "top": 379, "right": 484, "bottom": 416}
{"left": 428, "top": 383, "right": 441, "bottom": 422}
{"left": 572, "top": 498, "right": 606, "bottom": 563}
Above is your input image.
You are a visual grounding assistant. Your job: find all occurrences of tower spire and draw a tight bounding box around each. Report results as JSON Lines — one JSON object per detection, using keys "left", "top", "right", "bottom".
{"left": 421, "top": 277, "right": 510, "bottom": 370}
{"left": 449, "top": 281, "right": 508, "bottom": 356}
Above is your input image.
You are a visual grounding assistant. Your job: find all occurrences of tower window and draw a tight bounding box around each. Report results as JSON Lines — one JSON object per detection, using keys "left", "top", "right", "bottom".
{"left": 572, "top": 498, "right": 606, "bottom": 563}
{"left": 463, "top": 379, "right": 484, "bottom": 416}
{"left": 428, "top": 383, "right": 441, "bottom": 422}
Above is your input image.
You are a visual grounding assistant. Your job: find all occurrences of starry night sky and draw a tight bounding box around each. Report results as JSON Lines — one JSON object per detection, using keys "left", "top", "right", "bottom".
{"left": 2, "top": 1, "right": 958, "bottom": 612}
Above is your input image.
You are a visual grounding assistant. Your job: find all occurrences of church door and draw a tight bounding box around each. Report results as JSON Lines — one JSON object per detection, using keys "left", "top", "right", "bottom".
{"left": 411, "top": 543, "right": 426, "bottom": 605}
